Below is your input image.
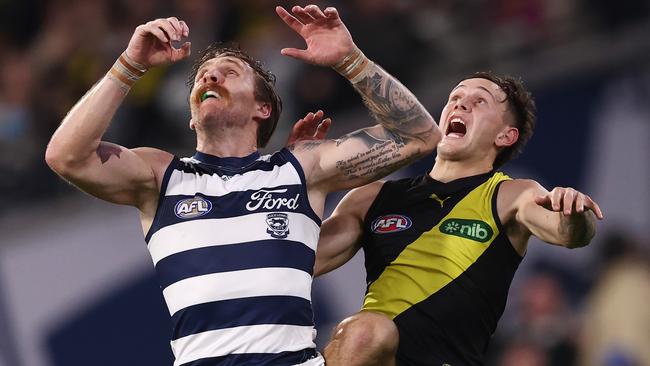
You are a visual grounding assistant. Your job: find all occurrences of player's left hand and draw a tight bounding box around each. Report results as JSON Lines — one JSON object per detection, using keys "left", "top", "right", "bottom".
{"left": 534, "top": 187, "right": 604, "bottom": 219}
{"left": 276, "top": 5, "right": 355, "bottom": 67}
{"left": 286, "top": 110, "right": 331, "bottom": 146}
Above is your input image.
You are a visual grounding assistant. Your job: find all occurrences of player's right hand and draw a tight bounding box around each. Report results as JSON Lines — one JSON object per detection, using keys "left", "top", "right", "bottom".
{"left": 276, "top": 5, "right": 355, "bottom": 67}
{"left": 125, "top": 17, "right": 191, "bottom": 69}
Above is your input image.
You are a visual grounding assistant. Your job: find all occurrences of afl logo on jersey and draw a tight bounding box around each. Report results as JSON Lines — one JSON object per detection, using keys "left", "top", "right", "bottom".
{"left": 371, "top": 215, "right": 412, "bottom": 234}
{"left": 174, "top": 196, "right": 212, "bottom": 219}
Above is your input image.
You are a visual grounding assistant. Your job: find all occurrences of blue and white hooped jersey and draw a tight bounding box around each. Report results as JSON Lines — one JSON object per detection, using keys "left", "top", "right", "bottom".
{"left": 145, "top": 149, "right": 321, "bottom": 366}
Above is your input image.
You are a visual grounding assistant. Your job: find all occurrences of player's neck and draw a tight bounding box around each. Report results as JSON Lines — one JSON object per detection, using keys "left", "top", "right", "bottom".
{"left": 429, "top": 158, "right": 493, "bottom": 183}
{"left": 195, "top": 126, "right": 257, "bottom": 158}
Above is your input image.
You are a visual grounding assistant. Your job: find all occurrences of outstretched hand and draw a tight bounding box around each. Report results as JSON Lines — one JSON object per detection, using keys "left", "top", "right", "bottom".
{"left": 276, "top": 5, "right": 355, "bottom": 66}
{"left": 535, "top": 187, "right": 604, "bottom": 220}
{"left": 125, "top": 17, "right": 191, "bottom": 69}
{"left": 286, "top": 110, "right": 331, "bottom": 146}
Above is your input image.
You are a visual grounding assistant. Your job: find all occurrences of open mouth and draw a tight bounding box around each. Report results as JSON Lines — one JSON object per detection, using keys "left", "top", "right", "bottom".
{"left": 195, "top": 84, "right": 229, "bottom": 105}
{"left": 200, "top": 90, "right": 221, "bottom": 102}
{"left": 446, "top": 117, "right": 467, "bottom": 138}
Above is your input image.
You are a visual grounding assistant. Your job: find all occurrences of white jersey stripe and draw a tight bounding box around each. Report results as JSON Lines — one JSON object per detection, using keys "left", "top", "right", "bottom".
{"left": 165, "top": 163, "right": 301, "bottom": 197}
{"left": 162, "top": 267, "right": 313, "bottom": 316}
{"left": 151, "top": 150, "right": 319, "bottom": 365}
{"left": 148, "top": 212, "right": 320, "bottom": 265}
{"left": 171, "top": 324, "right": 316, "bottom": 366}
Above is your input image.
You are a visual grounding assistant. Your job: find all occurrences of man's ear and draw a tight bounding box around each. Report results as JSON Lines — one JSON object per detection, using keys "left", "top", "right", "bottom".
{"left": 495, "top": 126, "right": 519, "bottom": 147}
{"left": 255, "top": 102, "right": 272, "bottom": 120}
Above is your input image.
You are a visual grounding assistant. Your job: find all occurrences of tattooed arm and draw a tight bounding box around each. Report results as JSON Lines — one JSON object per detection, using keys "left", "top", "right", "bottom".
{"left": 45, "top": 18, "right": 189, "bottom": 209}
{"left": 294, "top": 64, "right": 437, "bottom": 191}
{"left": 277, "top": 5, "right": 441, "bottom": 191}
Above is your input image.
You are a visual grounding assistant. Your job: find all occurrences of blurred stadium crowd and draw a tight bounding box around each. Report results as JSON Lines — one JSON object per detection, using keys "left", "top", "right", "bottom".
{"left": 1, "top": 0, "right": 648, "bottom": 201}
{"left": 1, "top": 1, "right": 649, "bottom": 365}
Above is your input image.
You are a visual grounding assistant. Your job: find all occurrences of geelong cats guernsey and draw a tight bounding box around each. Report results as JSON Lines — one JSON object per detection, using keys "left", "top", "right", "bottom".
{"left": 145, "top": 149, "right": 321, "bottom": 366}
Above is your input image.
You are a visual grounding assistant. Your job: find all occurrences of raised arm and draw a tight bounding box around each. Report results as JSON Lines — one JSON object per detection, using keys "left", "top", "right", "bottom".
{"left": 276, "top": 5, "right": 441, "bottom": 192}
{"left": 500, "top": 180, "right": 604, "bottom": 253}
{"left": 45, "top": 18, "right": 191, "bottom": 211}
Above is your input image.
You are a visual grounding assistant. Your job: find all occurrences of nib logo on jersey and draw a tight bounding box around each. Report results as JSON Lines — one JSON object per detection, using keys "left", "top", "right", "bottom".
{"left": 371, "top": 215, "right": 412, "bottom": 234}
{"left": 174, "top": 196, "right": 212, "bottom": 219}
{"left": 439, "top": 218, "right": 493, "bottom": 243}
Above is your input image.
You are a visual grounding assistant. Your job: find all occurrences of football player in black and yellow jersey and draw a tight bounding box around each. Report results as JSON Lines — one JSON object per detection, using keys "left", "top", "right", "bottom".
{"left": 292, "top": 72, "right": 604, "bottom": 366}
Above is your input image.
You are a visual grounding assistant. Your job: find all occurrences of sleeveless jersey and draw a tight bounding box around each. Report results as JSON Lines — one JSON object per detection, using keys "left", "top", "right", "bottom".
{"left": 361, "top": 171, "right": 522, "bottom": 366}
{"left": 145, "top": 149, "right": 320, "bottom": 366}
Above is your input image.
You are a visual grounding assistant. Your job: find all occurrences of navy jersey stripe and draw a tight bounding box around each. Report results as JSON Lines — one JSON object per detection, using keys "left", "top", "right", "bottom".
{"left": 172, "top": 161, "right": 214, "bottom": 176}
{"left": 171, "top": 296, "right": 314, "bottom": 340}
{"left": 279, "top": 148, "right": 321, "bottom": 226}
{"left": 145, "top": 156, "right": 181, "bottom": 242}
{"left": 176, "top": 151, "right": 291, "bottom": 176}
{"left": 153, "top": 184, "right": 304, "bottom": 228}
{"left": 156, "top": 240, "right": 315, "bottom": 289}
{"left": 179, "top": 349, "right": 316, "bottom": 366}
{"left": 173, "top": 160, "right": 286, "bottom": 176}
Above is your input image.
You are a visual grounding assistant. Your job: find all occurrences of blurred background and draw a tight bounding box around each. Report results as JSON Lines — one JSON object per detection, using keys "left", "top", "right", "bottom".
{"left": 1, "top": 0, "right": 649, "bottom": 365}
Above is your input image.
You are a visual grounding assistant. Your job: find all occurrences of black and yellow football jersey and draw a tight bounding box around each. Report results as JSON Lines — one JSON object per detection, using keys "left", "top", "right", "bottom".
{"left": 361, "top": 171, "right": 522, "bottom": 366}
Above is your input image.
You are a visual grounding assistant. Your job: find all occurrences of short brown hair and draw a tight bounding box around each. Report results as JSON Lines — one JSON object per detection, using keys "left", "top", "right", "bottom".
{"left": 187, "top": 43, "right": 282, "bottom": 148}
{"left": 466, "top": 71, "right": 536, "bottom": 168}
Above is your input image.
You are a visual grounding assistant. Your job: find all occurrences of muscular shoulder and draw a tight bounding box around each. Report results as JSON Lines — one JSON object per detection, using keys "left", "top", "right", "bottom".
{"left": 497, "top": 179, "right": 546, "bottom": 224}
{"left": 348, "top": 180, "right": 385, "bottom": 203}
{"left": 496, "top": 179, "right": 547, "bottom": 255}
{"left": 286, "top": 140, "right": 329, "bottom": 182}
{"left": 132, "top": 147, "right": 173, "bottom": 170}
{"left": 132, "top": 147, "right": 174, "bottom": 186}
{"left": 499, "top": 179, "right": 546, "bottom": 198}
{"left": 335, "top": 180, "right": 385, "bottom": 220}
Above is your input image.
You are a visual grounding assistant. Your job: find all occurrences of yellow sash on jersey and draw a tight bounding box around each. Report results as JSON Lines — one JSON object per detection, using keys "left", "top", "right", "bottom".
{"left": 363, "top": 172, "right": 510, "bottom": 318}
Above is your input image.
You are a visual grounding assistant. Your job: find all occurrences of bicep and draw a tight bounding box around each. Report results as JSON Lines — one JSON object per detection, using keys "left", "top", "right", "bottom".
{"left": 55, "top": 142, "right": 168, "bottom": 207}
{"left": 314, "top": 182, "right": 383, "bottom": 277}
{"left": 314, "top": 211, "right": 363, "bottom": 277}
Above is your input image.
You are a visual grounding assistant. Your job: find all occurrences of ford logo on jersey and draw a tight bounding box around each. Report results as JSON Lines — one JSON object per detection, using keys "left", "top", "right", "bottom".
{"left": 174, "top": 196, "right": 212, "bottom": 219}
{"left": 371, "top": 215, "right": 412, "bottom": 234}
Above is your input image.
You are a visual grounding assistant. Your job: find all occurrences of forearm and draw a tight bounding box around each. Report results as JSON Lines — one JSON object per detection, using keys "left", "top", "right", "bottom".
{"left": 46, "top": 55, "right": 144, "bottom": 168}
{"left": 334, "top": 49, "right": 439, "bottom": 142}
{"left": 558, "top": 211, "right": 597, "bottom": 248}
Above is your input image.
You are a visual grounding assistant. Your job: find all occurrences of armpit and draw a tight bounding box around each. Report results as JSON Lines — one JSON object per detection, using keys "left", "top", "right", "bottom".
{"left": 96, "top": 142, "right": 122, "bottom": 164}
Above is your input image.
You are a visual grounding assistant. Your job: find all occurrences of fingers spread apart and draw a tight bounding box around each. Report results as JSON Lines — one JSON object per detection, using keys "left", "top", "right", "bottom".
{"left": 288, "top": 110, "right": 331, "bottom": 145}
{"left": 276, "top": 5, "right": 337, "bottom": 28}
{"left": 545, "top": 187, "right": 604, "bottom": 219}
{"left": 315, "top": 118, "right": 331, "bottom": 139}
{"left": 304, "top": 4, "right": 326, "bottom": 20}
{"left": 276, "top": 6, "right": 304, "bottom": 33}
{"left": 292, "top": 6, "right": 316, "bottom": 24}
